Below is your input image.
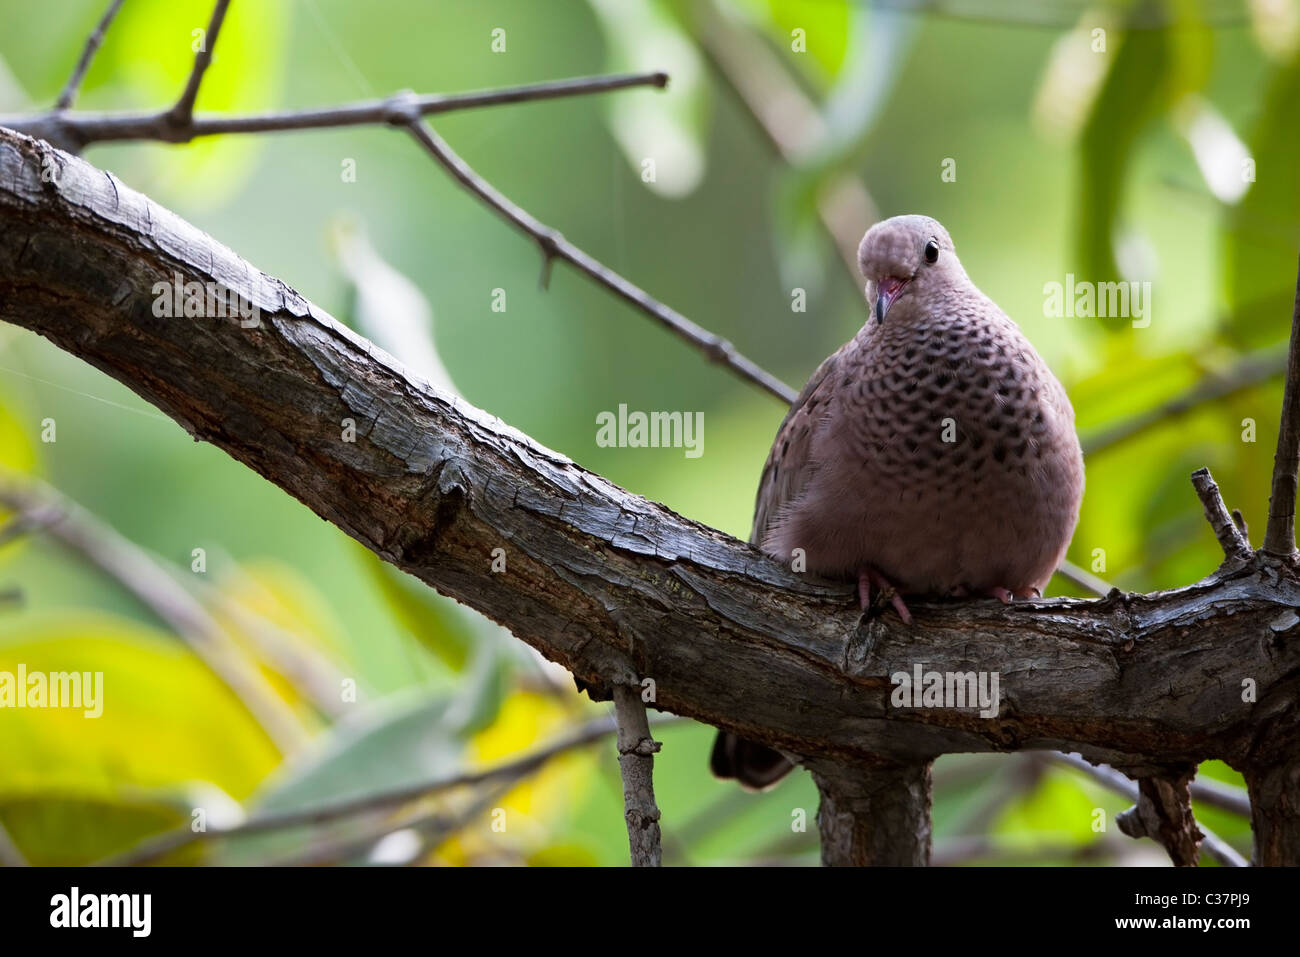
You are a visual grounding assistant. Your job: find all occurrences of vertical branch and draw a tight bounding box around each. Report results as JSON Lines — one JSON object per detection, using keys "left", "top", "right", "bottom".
{"left": 612, "top": 685, "right": 662, "bottom": 867}
{"left": 1244, "top": 755, "right": 1300, "bottom": 865}
{"left": 168, "top": 0, "right": 232, "bottom": 126}
{"left": 1263, "top": 252, "right": 1300, "bottom": 556}
{"left": 1115, "top": 767, "right": 1204, "bottom": 866}
{"left": 809, "top": 760, "right": 933, "bottom": 866}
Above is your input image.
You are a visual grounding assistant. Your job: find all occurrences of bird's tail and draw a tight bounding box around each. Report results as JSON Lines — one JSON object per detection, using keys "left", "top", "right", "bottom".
{"left": 709, "top": 731, "right": 794, "bottom": 790}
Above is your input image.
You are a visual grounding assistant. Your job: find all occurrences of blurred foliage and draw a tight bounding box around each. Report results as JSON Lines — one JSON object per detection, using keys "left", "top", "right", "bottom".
{"left": 0, "top": 0, "right": 1284, "bottom": 865}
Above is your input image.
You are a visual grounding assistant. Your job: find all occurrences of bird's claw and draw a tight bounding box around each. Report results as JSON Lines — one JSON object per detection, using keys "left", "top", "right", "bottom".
{"left": 858, "top": 567, "right": 914, "bottom": 624}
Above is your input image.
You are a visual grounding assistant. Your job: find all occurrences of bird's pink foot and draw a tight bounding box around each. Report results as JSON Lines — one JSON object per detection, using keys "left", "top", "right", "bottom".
{"left": 858, "top": 567, "right": 913, "bottom": 624}
{"left": 985, "top": 586, "right": 1014, "bottom": 604}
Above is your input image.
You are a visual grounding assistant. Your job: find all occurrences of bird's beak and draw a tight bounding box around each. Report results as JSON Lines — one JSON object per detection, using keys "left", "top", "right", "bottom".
{"left": 875, "top": 276, "right": 910, "bottom": 323}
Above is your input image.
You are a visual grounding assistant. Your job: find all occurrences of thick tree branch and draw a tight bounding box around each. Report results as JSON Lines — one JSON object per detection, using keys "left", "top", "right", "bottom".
{"left": 810, "top": 760, "right": 932, "bottom": 866}
{"left": 2, "top": 129, "right": 1300, "bottom": 860}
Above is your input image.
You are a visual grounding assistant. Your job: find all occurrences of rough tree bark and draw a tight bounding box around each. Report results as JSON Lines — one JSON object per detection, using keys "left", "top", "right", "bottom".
{"left": 1, "top": 127, "right": 1297, "bottom": 864}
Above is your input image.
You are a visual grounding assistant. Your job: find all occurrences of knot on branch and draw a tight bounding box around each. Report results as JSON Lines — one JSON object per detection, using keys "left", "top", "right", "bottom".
{"left": 618, "top": 736, "right": 661, "bottom": 757}
{"left": 700, "top": 335, "right": 730, "bottom": 363}
{"left": 1116, "top": 767, "right": 1204, "bottom": 866}
{"left": 534, "top": 230, "right": 563, "bottom": 290}
{"left": 383, "top": 90, "right": 423, "bottom": 127}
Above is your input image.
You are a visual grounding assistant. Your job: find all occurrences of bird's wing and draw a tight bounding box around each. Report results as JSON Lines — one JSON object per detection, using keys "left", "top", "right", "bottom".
{"left": 750, "top": 340, "right": 853, "bottom": 545}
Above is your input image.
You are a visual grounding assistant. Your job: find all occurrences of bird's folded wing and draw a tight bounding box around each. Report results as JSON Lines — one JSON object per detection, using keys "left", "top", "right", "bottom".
{"left": 750, "top": 340, "right": 853, "bottom": 545}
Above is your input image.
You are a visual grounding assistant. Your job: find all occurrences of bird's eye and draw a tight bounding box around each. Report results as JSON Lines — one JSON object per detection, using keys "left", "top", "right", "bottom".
{"left": 924, "top": 239, "right": 940, "bottom": 264}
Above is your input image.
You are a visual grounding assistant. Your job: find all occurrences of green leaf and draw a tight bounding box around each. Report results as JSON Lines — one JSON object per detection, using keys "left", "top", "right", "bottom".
{"left": 589, "top": 0, "right": 709, "bottom": 198}
{"left": 1222, "top": 48, "right": 1300, "bottom": 347}
{"left": 359, "top": 546, "right": 476, "bottom": 671}
{"left": 1075, "top": 7, "right": 1210, "bottom": 322}
{"left": 0, "top": 612, "right": 280, "bottom": 863}
{"left": 214, "top": 687, "right": 464, "bottom": 864}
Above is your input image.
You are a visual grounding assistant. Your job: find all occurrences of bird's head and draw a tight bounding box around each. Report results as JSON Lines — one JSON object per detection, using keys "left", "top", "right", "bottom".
{"left": 857, "top": 215, "right": 964, "bottom": 323}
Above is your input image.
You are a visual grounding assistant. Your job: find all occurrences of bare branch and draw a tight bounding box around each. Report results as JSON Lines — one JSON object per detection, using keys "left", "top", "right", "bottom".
{"left": 54, "top": 0, "right": 127, "bottom": 111}
{"left": 0, "top": 818, "right": 29, "bottom": 867}
{"left": 0, "top": 477, "right": 307, "bottom": 753}
{"left": 262, "top": 777, "right": 515, "bottom": 867}
{"left": 1189, "top": 774, "right": 1253, "bottom": 818}
{"left": 405, "top": 120, "right": 797, "bottom": 404}
{"left": 103, "top": 715, "right": 627, "bottom": 865}
{"left": 1048, "top": 753, "right": 1248, "bottom": 868}
{"left": 1263, "top": 253, "right": 1300, "bottom": 556}
{"left": 168, "top": 0, "right": 231, "bottom": 126}
{"left": 1191, "top": 467, "right": 1253, "bottom": 563}
{"left": 613, "top": 685, "right": 663, "bottom": 867}
{"left": 1082, "top": 347, "right": 1288, "bottom": 457}
{"left": 1055, "top": 559, "right": 1115, "bottom": 597}
{"left": 7, "top": 72, "right": 670, "bottom": 151}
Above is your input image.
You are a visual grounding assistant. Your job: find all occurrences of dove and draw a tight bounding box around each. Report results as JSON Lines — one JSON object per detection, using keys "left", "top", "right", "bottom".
{"left": 711, "top": 214, "right": 1085, "bottom": 789}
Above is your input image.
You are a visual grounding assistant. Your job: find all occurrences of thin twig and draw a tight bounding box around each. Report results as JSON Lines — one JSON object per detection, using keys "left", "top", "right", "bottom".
{"left": 406, "top": 119, "right": 797, "bottom": 404}
{"left": 1050, "top": 752, "right": 1251, "bottom": 818}
{"left": 692, "top": 0, "right": 875, "bottom": 282}
{"left": 0, "top": 818, "right": 29, "bottom": 867}
{"left": 1047, "top": 753, "right": 1249, "bottom": 867}
{"left": 263, "top": 778, "right": 515, "bottom": 867}
{"left": 54, "top": 0, "right": 127, "bottom": 111}
{"left": 1055, "top": 559, "right": 1116, "bottom": 597}
{"left": 188, "top": 573, "right": 358, "bottom": 719}
{"left": 1263, "top": 253, "right": 1300, "bottom": 556}
{"left": 1191, "top": 467, "right": 1253, "bottom": 563}
{"left": 0, "top": 504, "right": 63, "bottom": 547}
{"left": 5, "top": 73, "right": 671, "bottom": 149}
{"left": 1083, "top": 347, "right": 1288, "bottom": 457}
{"left": 168, "top": 0, "right": 231, "bottom": 125}
{"left": 99, "top": 715, "right": 661, "bottom": 865}
{"left": 0, "top": 478, "right": 306, "bottom": 754}
{"left": 613, "top": 684, "right": 663, "bottom": 867}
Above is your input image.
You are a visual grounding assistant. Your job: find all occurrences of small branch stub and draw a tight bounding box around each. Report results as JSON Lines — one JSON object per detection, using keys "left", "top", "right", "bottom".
{"left": 1191, "top": 467, "right": 1252, "bottom": 563}
{"left": 1115, "top": 769, "right": 1204, "bottom": 867}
